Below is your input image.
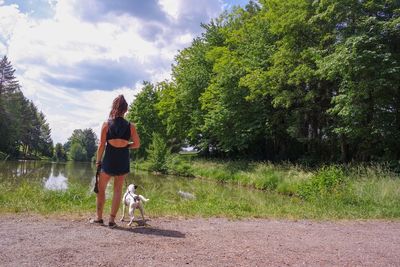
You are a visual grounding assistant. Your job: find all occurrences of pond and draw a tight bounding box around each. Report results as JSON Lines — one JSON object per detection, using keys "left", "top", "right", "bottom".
{"left": 1, "top": 161, "right": 398, "bottom": 219}
{"left": 0, "top": 160, "right": 96, "bottom": 191}
{"left": 0, "top": 160, "right": 204, "bottom": 199}
{"left": 0, "top": 160, "right": 282, "bottom": 218}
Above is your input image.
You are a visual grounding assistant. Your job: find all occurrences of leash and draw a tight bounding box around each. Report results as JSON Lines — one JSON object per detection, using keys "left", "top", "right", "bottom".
{"left": 124, "top": 173, "right": 128, "bottom": 190}
{"left": 93, "top": 163, "right": 101, "bottom": 194}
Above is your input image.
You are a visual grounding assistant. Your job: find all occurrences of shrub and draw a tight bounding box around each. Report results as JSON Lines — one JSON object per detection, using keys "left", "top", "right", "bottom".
{"left": 298, "top": 166, "right": 350, "bottom": 200}
{"left": 277, "top": 181, "right": 299, "bottom": 196}
{"left": 146, "top": 133, "right": 170, "bottom": 173}
{"left": 254, "top": 171, "right": 280, "bottom": 190}
{"left": 167, "top": 154, "right": 193, "bottom": 176}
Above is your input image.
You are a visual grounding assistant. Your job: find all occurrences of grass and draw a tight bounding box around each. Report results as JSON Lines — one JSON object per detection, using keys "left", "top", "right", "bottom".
{"left": 135, "top": 157, "right": 400, "bottom": 219}
{"left": 0, "top": 181, "right": 96, "bottom": 215}
{"left": 0, "top": 159, "right": 399, "bottom": 220}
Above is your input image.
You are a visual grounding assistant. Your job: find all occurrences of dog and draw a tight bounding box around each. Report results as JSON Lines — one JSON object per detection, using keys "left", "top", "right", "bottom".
{"left": 120, "top": 184, "right": 149, "bottom": 226}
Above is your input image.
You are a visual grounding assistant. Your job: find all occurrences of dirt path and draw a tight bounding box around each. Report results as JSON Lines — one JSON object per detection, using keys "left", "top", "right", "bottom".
{"left": 0, "top": 215, "right": 399, "bottom": 267}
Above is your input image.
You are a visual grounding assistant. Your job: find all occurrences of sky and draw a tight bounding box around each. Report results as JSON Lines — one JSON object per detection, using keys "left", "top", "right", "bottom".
{"left": 0, "top": 0, "right": 249, "bottom": 144}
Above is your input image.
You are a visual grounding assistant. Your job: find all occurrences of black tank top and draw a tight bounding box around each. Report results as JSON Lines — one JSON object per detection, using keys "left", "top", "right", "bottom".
{"left": 106, "top": 117, "right": 131, "bottom": 141}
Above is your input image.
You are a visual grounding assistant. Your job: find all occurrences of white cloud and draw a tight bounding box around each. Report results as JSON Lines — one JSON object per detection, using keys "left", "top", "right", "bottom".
{"left": 159, "top": 0, "right": 223, "bottom": 22}
{"left": 159, "top": 0, "right": 180, "bottom": 20}
{"left": 0, "top": 4, "right": 26, "bottom": 42}
{"left": 0, "top": 0, "right": 234, "bottom": 144}
{"left": 0, "top": 41, "right": 6, "bottom": 55}
{"left": 20, "top": 75, "right": 141, "bottom": 143}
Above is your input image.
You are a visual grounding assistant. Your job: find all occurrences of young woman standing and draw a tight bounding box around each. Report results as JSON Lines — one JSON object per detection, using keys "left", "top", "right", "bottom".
{"left": 91, "top": 95, "right": 140, "bottom": 228}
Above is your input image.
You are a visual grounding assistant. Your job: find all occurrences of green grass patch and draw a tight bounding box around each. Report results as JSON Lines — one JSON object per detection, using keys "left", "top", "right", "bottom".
{"left": 0, "top": 181, "right": 97, "bottom": 214}
{"left": 132, "top": 158, "right": 400, "bottom": 219}
{"left": 0, "top": 159, "right": 399, "bottom": 220}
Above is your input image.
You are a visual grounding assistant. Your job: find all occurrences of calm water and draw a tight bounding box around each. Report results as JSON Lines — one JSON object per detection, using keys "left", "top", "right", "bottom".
{"left": 0, "top": 160, "right": 234, "bottom": 198}
{"left": 0, "top": 160, "right": 96, "bottom": 190}
{"left": 0, "top": 160, "right": 274, "bottom": 217}
{"left": 0, "top": 160, "right": 197, "bottom": 192}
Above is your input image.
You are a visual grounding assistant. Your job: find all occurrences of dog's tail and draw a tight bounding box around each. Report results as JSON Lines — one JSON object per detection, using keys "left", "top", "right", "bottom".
{"left": 139, "top": 195, "right": 149, "bottom": 202}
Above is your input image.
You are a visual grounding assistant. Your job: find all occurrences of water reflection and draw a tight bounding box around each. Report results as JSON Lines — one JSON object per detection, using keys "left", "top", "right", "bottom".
{"left": 0, "top": 160, "right": 268, "bottom": 215}
{"left": 0, "top": 161, "right": 96, "bottom": 191}
{"left": 0, "top": 161, "right": 199, "bottom": 196}
{"left": 44, "top": 173, "right": 68, "bottom": 191}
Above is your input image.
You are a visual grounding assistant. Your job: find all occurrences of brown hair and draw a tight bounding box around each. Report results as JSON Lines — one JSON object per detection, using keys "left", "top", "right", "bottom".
{"left": 109, "top": 95, "right": 128, "bottom": 119}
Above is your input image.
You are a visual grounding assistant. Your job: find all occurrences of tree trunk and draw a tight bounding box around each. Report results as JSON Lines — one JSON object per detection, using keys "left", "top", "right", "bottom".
{"left": 340, "top": 134, "right": 348, "bottom": 163}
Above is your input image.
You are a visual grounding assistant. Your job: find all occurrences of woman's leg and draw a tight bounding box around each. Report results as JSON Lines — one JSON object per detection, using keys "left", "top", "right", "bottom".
{"left": 109, "top": 175, "right": 125, "bottom": 223}
{"left": 96, "top": 172, "right": 111, "bottom": 220}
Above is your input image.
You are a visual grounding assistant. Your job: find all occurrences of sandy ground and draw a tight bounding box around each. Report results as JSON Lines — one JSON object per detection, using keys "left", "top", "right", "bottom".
{"left": 0, "top": 214, "right": 399, "bottom": 267}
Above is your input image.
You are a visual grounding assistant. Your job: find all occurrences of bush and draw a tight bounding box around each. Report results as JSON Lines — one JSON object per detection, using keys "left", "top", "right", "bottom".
{"left": 298, "top": 166, "right": 350, "bottom": 200}
{"left": 146, "top": 133, "right": 170, "bottom": 173}
{"left": 167, "top": 154, "right": 193, "bottom": 176}
{"left": 277, "top": 181, "right": 300, "bottom": 196}
{"left": 254, "top": 171, "right": 280, "bottom": 190}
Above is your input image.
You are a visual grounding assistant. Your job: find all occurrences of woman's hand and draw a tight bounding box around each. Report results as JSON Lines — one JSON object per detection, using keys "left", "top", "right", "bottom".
{"left": 129, "top": 124, "right": 141, "bottom": 149}
{"left": 127, "top": 142, "right": 138, "bottom": 149}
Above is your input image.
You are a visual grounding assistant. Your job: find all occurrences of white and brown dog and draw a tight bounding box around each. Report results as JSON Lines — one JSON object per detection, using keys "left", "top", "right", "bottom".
{"left": 120, "top": 184, "right": 149, "bottom": 226}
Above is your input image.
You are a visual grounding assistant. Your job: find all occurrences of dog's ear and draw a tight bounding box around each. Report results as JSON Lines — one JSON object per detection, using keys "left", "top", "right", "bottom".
{"left": 134, "top": 185, "right": 138, "bottom": 189}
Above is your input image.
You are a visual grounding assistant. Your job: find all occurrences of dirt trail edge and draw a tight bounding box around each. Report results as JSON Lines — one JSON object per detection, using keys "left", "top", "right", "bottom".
{"left": 0, "top": 215, "right": 399, "bottom": 266}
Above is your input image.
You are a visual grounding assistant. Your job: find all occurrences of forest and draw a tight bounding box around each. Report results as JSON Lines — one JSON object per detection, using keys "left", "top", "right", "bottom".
{"left": 128, "top": 0, "right": 400, "bottom": 164}
{"left": 0, "top": 56, "right": 97, "bottom": 161}
{"left": 1, "top": 0, "right": 399, "bottom": 164}
{"left": 0, "top": 56, "right": 53, "bottom": 159}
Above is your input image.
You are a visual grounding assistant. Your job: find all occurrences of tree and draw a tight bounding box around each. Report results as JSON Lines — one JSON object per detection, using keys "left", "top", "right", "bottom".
{"left": 0, "top": 56, "right": 21, "bottom": 154}
{"left": 65, "top": 128, "right": 97, "bottom": 161}
{"left": 0, "top": 56, "right": 53, "bottom": 158}
{"left": 0, "top": 56, "right": 19, "bottom": 97}
{"left": 37, "top": 112, "right": 53, "bottom": 157}
{"left": 126, "top": 0, "right": 400, "bottom": 162}
{"left": 68, "top": 142, "right": 87, "bottom": 161}
{"left": 54, "top": 143, "right": 66, "bottom": 161}
{"left": 82, "top": 128, "right": 97, "bottom": 160}
{"left": 315, "top": 0, "right": 400, "bottom": 161}
{"left": 126, "top": 82, "right": 165, "bottom": 158}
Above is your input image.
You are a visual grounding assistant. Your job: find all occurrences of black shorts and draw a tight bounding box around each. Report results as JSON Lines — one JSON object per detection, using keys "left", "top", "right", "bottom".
{"left": 101, "top": 143, "right": 130, "bottom": 176}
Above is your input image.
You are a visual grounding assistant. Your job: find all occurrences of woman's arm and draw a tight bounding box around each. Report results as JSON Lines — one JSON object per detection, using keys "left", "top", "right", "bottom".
{"left": 128, "top": 123, "right": 140, "bottom": 149}
{"left": 96, "top": 122, "right": 108, "bottom": 166}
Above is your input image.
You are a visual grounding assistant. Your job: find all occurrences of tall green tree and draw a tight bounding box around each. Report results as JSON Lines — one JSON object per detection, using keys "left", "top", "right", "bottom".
{"left": 126, "top": 81, "right": 165, "bottom": 158}
{"left": 168, "top": 38, "right": 213, "bottom": 149}
{"left": 68, "top": 142, "right": 87, "bottom": 162}
{"left": 65, "top": 128, "right": 97, "bottom": 161}
{"left": 0, "top": 56, "right": 21, "bottom": 154}
{"left": 54, "top": 143, "right": 66, "bottom": 161}
{"left": 0, "top": 56, "right": 19, "bottom": 97}
{"left": 315, "top": 0, "right": 400, "bottom": 161}
{"left": 129, "top": 0, "right": 400, "bottom": 162}
{"left": 37, "top": 112, "right": 53, "bottom": 157}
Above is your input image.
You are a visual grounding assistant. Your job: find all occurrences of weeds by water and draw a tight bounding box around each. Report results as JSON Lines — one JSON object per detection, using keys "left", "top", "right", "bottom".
{"left": 189, "top": 159, "right": 400, "bottom": 219}
{"left": 0, "top": 181, "right": 96, "bottom": 214}
{"left": 0, "top": 159, "right": 399, "bottom": 219}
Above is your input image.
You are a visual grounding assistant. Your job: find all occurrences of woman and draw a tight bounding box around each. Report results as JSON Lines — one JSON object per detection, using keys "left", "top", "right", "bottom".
{"left": 90, "top": 95, "right": 140, "bottom": 228}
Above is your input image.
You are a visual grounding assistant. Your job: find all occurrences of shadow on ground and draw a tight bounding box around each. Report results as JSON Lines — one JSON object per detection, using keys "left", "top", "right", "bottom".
{"left": 115, "top": 220, "right": 186, "bottom": 238}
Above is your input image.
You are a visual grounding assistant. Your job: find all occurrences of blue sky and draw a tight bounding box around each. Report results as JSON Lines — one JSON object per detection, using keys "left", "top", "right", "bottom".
{"left": 0, "top": 0, "right": 249, "bottom": 144}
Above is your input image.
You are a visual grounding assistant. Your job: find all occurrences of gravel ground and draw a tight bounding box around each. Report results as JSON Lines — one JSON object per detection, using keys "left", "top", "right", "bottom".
{"left": 0, "top": 214, "right": 399, "bottom": 267}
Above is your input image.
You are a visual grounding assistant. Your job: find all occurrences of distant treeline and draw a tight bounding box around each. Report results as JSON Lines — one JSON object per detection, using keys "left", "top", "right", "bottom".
{"left": 128, "top": 0, "right": 400, "bottom": 163}
{"left": 59, "top": 128, "right": 98, "bottom": 162}
{"left": 0, "top": 56, "right": 98, "bottom": 162}
{"left": 0, "top": 56, "right": 53, "bottom": 159}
